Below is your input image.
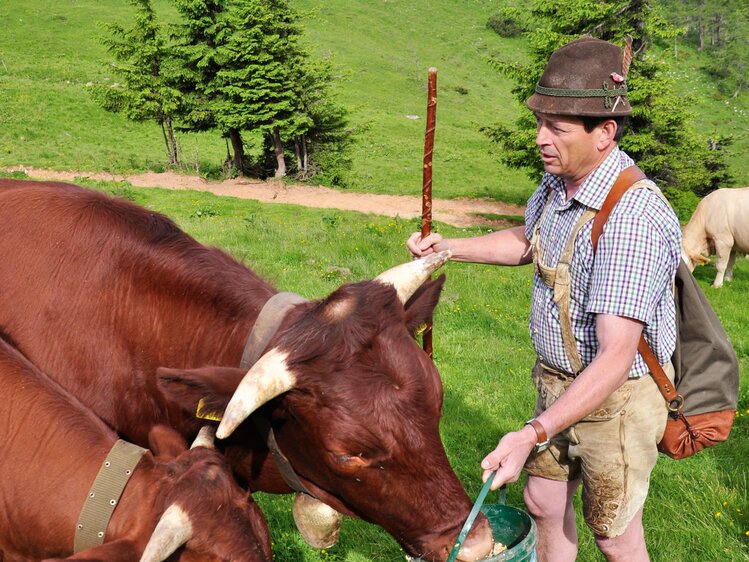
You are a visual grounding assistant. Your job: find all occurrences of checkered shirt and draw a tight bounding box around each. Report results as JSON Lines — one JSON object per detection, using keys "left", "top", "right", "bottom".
{"left": 523, "top": 148, "right": 682, "bottom": 377}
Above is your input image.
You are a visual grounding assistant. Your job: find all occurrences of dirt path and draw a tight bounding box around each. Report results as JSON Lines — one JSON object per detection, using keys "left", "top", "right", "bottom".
{"left": 8, "top": 166, "right": 526, "bottom": 228}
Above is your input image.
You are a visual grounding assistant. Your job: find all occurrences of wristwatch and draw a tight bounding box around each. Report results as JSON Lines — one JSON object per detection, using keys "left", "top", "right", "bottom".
{"left": 525, "top": 418, "right": 550, "bottom": 454}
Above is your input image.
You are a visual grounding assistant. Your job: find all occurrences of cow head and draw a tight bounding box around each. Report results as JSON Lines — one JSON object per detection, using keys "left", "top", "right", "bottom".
{"left": 158, "top": 253, "right": 494, "bottom": 561}
{"left": 681, "top": 225, "right": 713, "bottom": 272}
{"left": 137, "top": 425, "right": 272, "bottom": 562}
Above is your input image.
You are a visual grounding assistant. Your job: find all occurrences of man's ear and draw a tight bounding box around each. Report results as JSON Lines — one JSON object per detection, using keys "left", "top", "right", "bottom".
{"left": 596, "top": 119, "right": 618, "bottom": 150}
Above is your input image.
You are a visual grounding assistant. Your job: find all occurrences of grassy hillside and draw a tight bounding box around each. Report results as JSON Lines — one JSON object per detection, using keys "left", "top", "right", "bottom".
{"left": 0, "top": 0, "right": 747, "bottom": 204}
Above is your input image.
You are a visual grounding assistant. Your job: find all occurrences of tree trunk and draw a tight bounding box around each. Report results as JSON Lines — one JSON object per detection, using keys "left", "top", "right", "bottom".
{"left": 272, "top": 128, "right": 286, "bottom": 178}
{"left": 164, "top": 116, "right": 179, "bottom": 166}
{"left": 228, "top": 128, "right": 245, "bottom": 175}
{"left": 294, "top": 138, "right": 303, "bottom": 171}
{"left": 302, "top": 134, "right": 308, "bottom": 173}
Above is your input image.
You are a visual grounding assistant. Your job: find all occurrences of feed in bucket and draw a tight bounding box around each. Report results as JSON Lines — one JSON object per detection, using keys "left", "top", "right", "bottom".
{"left": 491, "top": 542, "right": 508, "bottom": 555}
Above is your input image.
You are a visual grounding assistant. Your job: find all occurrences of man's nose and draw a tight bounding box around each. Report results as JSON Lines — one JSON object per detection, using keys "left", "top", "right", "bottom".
{"left": 536, "top": 125, "right": 550, "bottom": 146}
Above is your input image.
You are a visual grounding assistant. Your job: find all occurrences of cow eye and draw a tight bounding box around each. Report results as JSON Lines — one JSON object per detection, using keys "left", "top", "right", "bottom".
{"left": 330, "top": 452, "right": 369, "bottom": 472}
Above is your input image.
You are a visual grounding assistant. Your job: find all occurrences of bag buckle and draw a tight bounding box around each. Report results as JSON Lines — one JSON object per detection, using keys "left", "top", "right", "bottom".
{"left": 667, "top": 394, "right": 684, "bottom": 413}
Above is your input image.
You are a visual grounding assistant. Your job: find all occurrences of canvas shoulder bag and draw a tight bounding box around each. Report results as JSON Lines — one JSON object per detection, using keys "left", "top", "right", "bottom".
{"left": 591, "top": 166, "right": 739, "bottom": 459}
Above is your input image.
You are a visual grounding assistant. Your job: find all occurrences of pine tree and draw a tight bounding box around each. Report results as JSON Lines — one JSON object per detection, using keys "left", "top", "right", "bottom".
{"left": 170, "top": 0, "right": 350, "bottom": 179}
{"left": 283, "top": 57, "right": 353, "bottom": 183}
{"left": 169, "top": 0, "right": 230, "bottom": 165}
{"left": 91, "top": 0, "right": 182, "bottom": 165}
{"left": 483, "top": 0, "right": 734, "bottom": 204}
{"left": 210, "top": 0, "right": 303, "bottom": 177}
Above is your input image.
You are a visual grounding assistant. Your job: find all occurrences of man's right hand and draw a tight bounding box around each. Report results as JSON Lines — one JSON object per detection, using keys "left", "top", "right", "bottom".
{"left": 406, "top": 232, "right": 448, "bottom": 258}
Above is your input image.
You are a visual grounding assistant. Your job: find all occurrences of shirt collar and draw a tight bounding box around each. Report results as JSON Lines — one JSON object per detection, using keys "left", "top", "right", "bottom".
{"left": 538, "top": 147, "right": 635, "bottom": 211}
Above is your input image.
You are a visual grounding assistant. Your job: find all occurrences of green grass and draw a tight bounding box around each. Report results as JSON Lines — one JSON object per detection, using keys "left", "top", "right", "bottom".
{"left": 0, "top": 1, "right": 228, "bottom": 175}
{"left": 24, "top": 173, "right": 746, "bottom": 561}
{"left": 665, "top": 44, "right": 749, "bottom": 190}
{"left": 2, "top": 0, "right": 746, "bottom": 204}
{"left": 292, "top": 0, "right": 535, "bottom": 203}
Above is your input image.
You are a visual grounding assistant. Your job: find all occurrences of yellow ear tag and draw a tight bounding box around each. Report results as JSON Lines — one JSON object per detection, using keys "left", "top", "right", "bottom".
{"left": 196, "top": 398, "right": 224, "bottom": 422}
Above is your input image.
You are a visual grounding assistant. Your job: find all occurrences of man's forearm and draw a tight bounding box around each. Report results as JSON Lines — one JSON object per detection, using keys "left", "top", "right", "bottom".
{"left": 445, "top": 226, "right": 532, "bottom": 266}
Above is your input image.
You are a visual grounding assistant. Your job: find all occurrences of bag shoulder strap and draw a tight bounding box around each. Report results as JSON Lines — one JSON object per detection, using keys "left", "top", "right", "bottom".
{"left": 590, "top": 166, "right": 683, "bottom": 412}
{"left": 591, "top": 166, "right": 646, "bottom": 252}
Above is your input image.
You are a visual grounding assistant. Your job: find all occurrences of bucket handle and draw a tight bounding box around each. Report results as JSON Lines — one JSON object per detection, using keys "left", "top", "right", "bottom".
{"left": 446, "top": 470, "right": 504, "bottom": 562}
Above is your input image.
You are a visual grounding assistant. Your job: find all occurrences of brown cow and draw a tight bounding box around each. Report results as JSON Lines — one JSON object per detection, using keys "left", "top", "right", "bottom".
{"left": 0, "top": 337, "right": 271, "bottom": 562}
{"left": 0, "top": 179, "right": 493, "bottom": 562}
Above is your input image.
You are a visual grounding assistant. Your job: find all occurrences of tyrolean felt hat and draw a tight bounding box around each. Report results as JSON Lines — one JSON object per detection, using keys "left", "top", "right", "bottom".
{"left": 526, "top": 36, "right": 632, "bottom": 117}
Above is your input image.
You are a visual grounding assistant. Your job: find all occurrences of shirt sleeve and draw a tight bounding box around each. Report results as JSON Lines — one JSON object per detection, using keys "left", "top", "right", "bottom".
{"left": 524, "top": 183, "right": 550, "bottom": 241}
{"left": 587, "top": 209, "right": 675, "bottom": 325}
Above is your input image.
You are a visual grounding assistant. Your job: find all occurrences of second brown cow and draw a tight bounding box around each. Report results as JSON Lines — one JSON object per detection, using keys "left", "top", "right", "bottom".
{"left": 0, "top": 337, "right": 271, "bottom": 562}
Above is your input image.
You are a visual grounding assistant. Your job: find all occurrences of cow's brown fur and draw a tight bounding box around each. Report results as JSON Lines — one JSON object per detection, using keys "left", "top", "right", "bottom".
{"left": 0, "top": 179, "right": 491, "bottom": 561}
{"left": 0, "top": 338, "right": 271, "bottom": 562}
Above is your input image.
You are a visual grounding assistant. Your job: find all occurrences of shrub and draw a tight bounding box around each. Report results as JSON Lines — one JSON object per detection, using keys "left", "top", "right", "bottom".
{"left": 486, "top": 9, "right": 526, "bottom": 38}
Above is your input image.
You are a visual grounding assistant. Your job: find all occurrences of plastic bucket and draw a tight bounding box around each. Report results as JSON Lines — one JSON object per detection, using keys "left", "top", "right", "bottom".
{"left": 407, "top": 500, "right": 537, "bottom": 562}
{"left": 408, "top": 471, "right": 537, "bottom": 562}
{"left": 479, "top": 502, "right": 537, "bottom": 561}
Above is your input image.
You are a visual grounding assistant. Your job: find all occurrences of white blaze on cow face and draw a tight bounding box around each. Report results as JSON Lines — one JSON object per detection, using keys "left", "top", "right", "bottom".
{"left": 324, "top": 294, "right": 356, "bottom": 320}
{"left": 374, "top": 250, "right": 452, "bottom": 303}
{"left": 216, "top": 348, "right": 296, "bottom": 439}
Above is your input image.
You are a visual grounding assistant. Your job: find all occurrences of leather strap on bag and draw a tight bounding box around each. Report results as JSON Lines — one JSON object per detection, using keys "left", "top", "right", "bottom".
{"left": 591, "top": 165, "right": 683, "bottom": 412}
{"left": 590, "top": 166, "right": 646, "bottom": 252}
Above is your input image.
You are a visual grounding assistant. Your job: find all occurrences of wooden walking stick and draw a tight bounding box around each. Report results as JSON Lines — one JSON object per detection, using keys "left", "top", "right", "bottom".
{"left": 421, "top": 67, "right": 437, "bottom": 357}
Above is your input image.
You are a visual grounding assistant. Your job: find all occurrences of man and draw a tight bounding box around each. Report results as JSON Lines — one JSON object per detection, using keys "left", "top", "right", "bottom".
{"left": 407, "top": 37, "right": 681, "bottom": 562}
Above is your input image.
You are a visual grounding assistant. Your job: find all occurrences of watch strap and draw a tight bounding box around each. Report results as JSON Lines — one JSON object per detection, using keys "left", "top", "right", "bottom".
{"left": 526, "top": 418, "right": 550, "bottom": 451}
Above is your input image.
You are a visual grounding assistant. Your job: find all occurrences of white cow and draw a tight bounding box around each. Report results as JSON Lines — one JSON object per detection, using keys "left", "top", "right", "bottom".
{"left": 681, "top": 187, "right": 749, "bottom": 287}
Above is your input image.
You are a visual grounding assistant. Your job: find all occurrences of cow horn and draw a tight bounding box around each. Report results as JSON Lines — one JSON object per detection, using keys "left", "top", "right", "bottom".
{"left": 190, "top": 425, "right": 216, "bottom": 449}
{"left": 139, "top": 504, "right": 193, "bottom": 562}
{"left": 215, "top": 348, "right": 295, "bottom": 439}
{"left": 374, "top": 250, "right": 452, "bottom": 303}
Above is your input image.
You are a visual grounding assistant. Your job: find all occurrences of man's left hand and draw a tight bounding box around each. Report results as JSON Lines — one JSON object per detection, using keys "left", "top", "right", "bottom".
{"left": 480, "top": 424, "right": 538, "bottom": 490}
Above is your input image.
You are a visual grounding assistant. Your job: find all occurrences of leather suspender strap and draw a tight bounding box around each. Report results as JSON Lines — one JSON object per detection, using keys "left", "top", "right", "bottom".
{"left": 74, "top": 440, "right": 147, "bottom": 552}
{"left": 591, "top": 166, "right": 683, "bottom": 412}
{"left": 554, "top": 208, "right": 596, "bottom": 374}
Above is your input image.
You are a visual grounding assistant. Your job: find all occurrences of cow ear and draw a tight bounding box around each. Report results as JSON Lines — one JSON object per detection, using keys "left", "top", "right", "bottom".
{"left": 403, "top": 273, "right": 446, "bottom": 336}
{"left": 148, "top": 424, "right": 188, "bottom": 459}
{"left": 157, "top": 366, "right": 247, "bottom": 421}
